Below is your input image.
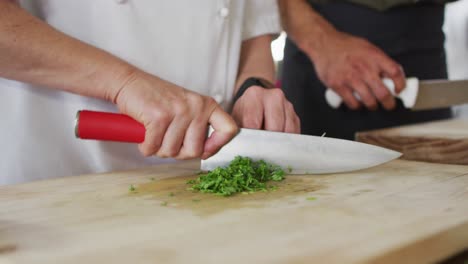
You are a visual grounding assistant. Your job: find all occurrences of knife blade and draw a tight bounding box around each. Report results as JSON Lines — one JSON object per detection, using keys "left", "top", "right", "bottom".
{"left": 201, "top": 128, "right": 401, "bottom": 174}
{"left": 410, "top": 79, "right": 468, "bottom": 110}
{"left": 325, "top": 77, "right": 468, "bottom": 110}
{"left": 75, "top": 110, "right": 401, "bottom": 174}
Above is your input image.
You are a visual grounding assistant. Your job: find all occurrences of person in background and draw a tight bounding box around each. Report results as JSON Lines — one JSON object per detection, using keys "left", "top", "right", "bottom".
{"left": 279, "top": 0, "right": 456, "bottom": 140}
{"left": 0, "top": 0, "right": 299, "bottom": 185}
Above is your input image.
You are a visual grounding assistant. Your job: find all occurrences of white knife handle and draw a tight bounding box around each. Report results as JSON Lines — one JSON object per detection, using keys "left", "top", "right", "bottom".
{"left": 325, "top": 77, "right": 419, "bottom": 109}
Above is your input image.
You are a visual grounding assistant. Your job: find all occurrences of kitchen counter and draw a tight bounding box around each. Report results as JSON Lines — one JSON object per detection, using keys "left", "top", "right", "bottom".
{"left": 1, "top": 159, "right": 468, "bottom": 263}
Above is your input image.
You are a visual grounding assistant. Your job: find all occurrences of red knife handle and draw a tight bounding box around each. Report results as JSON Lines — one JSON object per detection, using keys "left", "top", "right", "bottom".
{"left": 75, "top": 110, "right": 145, "bottom": 143}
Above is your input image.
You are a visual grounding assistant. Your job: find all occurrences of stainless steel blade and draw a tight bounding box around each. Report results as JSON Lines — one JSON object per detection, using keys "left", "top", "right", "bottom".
{"left": 412, "top": 79, "right": 468, "bottom": 110}
{"left": 201, "top": 129, "right": 401, "bottom": 174}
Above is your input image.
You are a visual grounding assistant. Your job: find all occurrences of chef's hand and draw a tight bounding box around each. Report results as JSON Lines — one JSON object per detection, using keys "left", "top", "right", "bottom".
{"left": 231, "top": 86, "right": 301, "bottom": 133}
{"left": 114, "top": 70, "right": 238, "bottom": 160}
{"left": 310, "top": 30, "right": 406, "bottom": 111}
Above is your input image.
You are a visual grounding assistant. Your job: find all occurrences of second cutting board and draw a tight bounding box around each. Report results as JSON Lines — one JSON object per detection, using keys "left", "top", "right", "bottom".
{"left": 356, "top": 118, "right": 468, "bottom": 165}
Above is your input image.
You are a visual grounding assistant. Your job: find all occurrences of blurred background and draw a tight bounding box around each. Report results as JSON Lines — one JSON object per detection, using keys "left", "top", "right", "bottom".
{"left": 271, "top": 0, "right": 468, "bottom": 116}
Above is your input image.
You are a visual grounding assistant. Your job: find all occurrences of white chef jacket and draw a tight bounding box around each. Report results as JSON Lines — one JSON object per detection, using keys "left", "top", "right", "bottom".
{"left": 0, "top": 0, "right": 280, "bottom": 185}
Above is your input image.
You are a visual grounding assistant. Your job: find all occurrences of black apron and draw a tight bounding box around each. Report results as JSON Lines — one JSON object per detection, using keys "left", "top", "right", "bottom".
{"left": 282, "top": 2, "right": 452, "bottom": 140}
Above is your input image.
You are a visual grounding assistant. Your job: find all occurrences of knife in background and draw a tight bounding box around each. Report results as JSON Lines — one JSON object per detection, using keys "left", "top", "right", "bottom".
{"left": 75, "top": 110, "right": 401, "bottom": 174}
{"left": 326, "top": 77, "right": 468, "bottom": 110}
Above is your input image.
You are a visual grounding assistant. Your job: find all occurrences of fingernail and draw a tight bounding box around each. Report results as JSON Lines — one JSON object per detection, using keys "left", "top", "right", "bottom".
{"left": 201, "top": 152, "right": 209, "bottom": 160}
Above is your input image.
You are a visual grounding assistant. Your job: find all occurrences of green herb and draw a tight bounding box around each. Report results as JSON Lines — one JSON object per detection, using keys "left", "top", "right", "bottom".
{"left": 192, "top": 199, "right": 201, "bottom": 202}
{"left": 129, "top": 184, "right": 136, "bottom": 192}
{"left": 168, "top": 192, "right": 175, "bottom": 197}
{"left": 160, "top": 201, "right": 168, "bottom": 206}
{"left": 306, "top": 197, "right": 317, "bottom": 201}
{"left": 187, "top": 156, "right": 285, "bottom": 196}
{"left": 287, "top": 165, "right": 293, "bottom": 173}
{"left": 186, "top": 179, "right": 196, "bottom": 185}
{"left": 150, "top": 177, "right": 155, "bottom": 181}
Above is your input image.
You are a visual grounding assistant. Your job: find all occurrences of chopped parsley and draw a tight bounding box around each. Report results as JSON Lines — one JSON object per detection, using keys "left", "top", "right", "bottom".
{"left": 129, "top": 184, "right": 136, "bottom": 192}
{"left": 187, "top": 156, "right": 285, "bottom": 196}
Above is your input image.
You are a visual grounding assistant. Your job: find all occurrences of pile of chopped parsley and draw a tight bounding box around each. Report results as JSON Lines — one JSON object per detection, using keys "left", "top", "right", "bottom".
{"left": 187, "top": 156, "right": 285, "bottom": 196}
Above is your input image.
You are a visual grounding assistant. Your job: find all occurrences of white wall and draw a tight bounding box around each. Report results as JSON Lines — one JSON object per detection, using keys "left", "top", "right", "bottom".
{"left": 444, "top": 0, "right": 468, "bottom": 117}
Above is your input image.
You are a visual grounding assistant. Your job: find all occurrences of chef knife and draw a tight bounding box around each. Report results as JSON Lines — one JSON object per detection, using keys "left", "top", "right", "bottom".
{"left": 325, "top": 77, "right": 468, "bottom": 110}
{"left": 75, "top": 110, "right": 401, "bottom": 174}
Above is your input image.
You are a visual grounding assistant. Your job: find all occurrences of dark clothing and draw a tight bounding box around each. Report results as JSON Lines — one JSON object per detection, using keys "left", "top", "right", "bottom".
{"left": 308, "top": 0, "right": 456, "bottom": 11}
{"left": 282, "top": 1, "right": 452, "bottom": 140}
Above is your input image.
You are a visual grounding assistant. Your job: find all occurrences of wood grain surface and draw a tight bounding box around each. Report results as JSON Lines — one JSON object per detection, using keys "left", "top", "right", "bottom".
{"left": 1, "top": 160, "right": 468, "bottom": 264}
{"left": 356, "top": 119, "right": 468, "bottom": 165}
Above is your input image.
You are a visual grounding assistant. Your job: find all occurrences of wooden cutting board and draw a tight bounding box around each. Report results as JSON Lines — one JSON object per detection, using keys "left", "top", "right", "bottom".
{"left": 1, "top": 160, "right": 468, "bottom": 264}
{"left": 357, "top": 118, "right": 468, "bottom": 165}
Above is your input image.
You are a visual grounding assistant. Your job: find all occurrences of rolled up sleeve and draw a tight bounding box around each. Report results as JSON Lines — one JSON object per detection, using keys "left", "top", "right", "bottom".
{"left": 242, "top": 0, "right": 281, "bottom": 41}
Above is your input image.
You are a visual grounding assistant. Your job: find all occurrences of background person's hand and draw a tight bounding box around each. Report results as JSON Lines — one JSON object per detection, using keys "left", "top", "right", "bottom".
{"left": 231, "top": 86, "right": 301, "bottom": 134}
{"left": 310, "top": 31, "right": 406, "bottom": 111}
{"left": 114, "top": 70, "right": 238, "bottom": 160}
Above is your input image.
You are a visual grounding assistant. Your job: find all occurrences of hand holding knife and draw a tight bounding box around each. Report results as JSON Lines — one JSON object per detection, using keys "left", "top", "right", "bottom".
{"left": 75, "top": 110, "right": 401, "bottom": 174}
{"left": 326, "top": 77, "right": 468, "bottom": 110}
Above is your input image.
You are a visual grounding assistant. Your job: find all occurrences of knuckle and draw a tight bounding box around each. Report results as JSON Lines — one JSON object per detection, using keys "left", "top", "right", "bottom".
{"left": 147, "top": 108, "right": 171, "bottom": 124}
{"left": 376, "top": 90, "right": 392, "bottom": 101}
{"left": 295, "top": 115, "right": 301, "bottom": 128}
{"left": 243, "top": 116, "right": 262, "bottom": 129}
{"left": 147, "top": 141, "right": 162, "bottom": 154}
{"left": 332, "top": 85, "right": 345, "bottom": 94}
{"left": 343, "top": 94, "right": 360, "bottom": 109}
{"left": 182, "top": 148, "right": 203, "bottom": 160}
{"left": 346, "top": 72, "right": 359, "bottom": 83}
{"left": 328, "top": 79, "right": 341, "bottom": 88}
{"left": 371, "top": 81, "right": 391, "bottom": 99}
{"left": 384, "top": 102, "right": 395, "bottom": 110}
{"left": 227, "top": 121, "right": 239, "bottom": 135}
{"left": 364, "top": 99, "right": 378, "bottom": 109}
{"left": 140, "top": 147, "right": 152, "bottom": 157}
{"left": 270, "top": 88, "right": 285, "bottom": 98}
{"left": 387, "top": 64, "right": 401, "bottom": 76}
{"left": 139, "top": 144, "right": 155, "bottom": 157}
{"left": 204, "top": 96, "right": 218, "bottom": 109}
{"left": 244, "top": 86, "right": 263, "bottom": 97}
{"left": 175, "top": 155, "right": 192, "bottom": 161}
{"left": 348, "top": 81, "right": 361, "bottom": 93}
{"left": 167, "top": 147, "right": 180, "bottom": 157}
{"left": 345, "top": 98, "right": 359, "bottom": 108}
{"left": 156, "top": 153, "right": 169, "bottom": 159}
{"left": 346, "top": 102, "right": 359, "bottom": 110}
{"left": 353, "top": 61, "right": 368, "bottom": 72}
{"left": 172, "top": 99, "right": 189, "bottom": 116}
{"left": 157, "top": 148, "right": 178, "bottom": 158}
{"left": 174, "top": 152, "right": 190, "bottom": 160}
{"left": 187, "top": 93, "right": 205, "bottom": 107}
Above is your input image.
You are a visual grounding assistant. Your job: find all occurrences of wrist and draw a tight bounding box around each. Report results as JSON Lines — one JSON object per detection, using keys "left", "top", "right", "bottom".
{"left": 103, "top": 62, "right": 140, "bottom": 104}
{"left": 291, "top": 12, "right": 339, "bottom": 62}
{"left": 232, "top": 77, "right": 275, "bottom": 106}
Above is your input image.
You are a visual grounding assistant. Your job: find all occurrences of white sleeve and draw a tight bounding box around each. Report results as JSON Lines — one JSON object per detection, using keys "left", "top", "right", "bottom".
{"left": 242, "top": 0, "right": 282, "bottom": 41}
